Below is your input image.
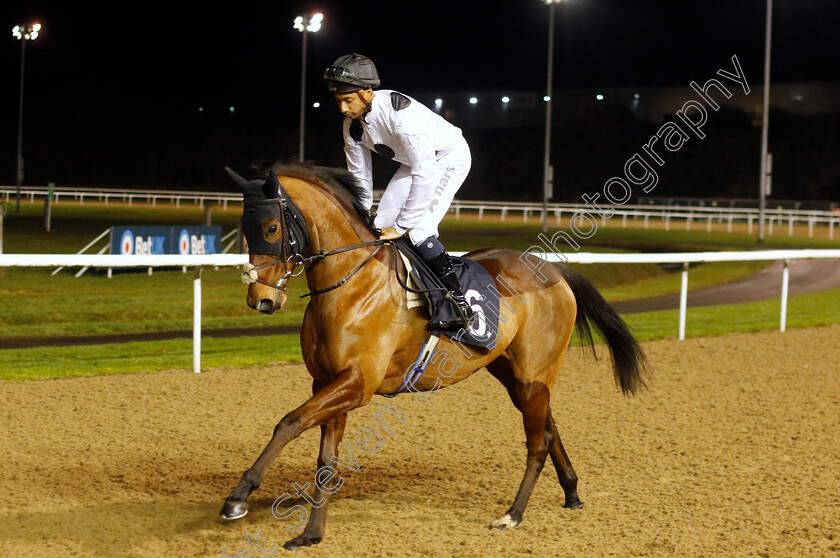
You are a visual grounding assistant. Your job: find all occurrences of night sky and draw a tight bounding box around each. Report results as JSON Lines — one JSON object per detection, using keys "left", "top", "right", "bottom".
{"left": 3, "top": 0, "right": 840, "bottom": 188}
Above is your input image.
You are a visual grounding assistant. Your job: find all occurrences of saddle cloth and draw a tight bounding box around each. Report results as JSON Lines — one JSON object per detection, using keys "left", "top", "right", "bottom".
{"left": 394, "top": 239, "right": 500, "bottom": 350}
{"left": 396, "top": 250, "right": 425, "bottom": 310}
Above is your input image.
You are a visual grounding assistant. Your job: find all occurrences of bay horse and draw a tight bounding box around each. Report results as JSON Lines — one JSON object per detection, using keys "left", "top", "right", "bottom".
{"left": 221, "top": 163, "right": 647, "bottom": 550}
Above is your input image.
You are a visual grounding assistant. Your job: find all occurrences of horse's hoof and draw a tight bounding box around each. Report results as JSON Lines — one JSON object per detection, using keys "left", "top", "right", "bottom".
{"left": 490, "top": 513, "right": 520, "bottom": 531}
{"left": 284, "top": 533, "right": 322, "bottom": 551}
{"left": 564, "top": 499, "right": 584, "bottom": 510}
{"left": 220, "top": 500, "right": 249, "bottom": 520}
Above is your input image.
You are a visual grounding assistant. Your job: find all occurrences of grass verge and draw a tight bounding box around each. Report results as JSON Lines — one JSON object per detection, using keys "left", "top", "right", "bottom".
{"left": 0, "top": 334, "right": 302, "bottom": 381}
{"left": 3, "top": 286, "right": 839, "bottom": 381}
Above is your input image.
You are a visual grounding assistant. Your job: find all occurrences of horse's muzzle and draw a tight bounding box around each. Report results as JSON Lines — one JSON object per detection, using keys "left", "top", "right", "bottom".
{"left": 256, "top": 298, "right": 277, "bottom": 314}
{"left": 247, "top": 280, "right": 287, "bottom": 314}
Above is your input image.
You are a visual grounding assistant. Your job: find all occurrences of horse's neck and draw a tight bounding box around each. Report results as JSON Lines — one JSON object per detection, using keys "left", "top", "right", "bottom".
{"left": 284, "top": 178, "right": 386, "bottom": 291}
{"left": 284, "top": 177, "right": 372, "bottom": 251}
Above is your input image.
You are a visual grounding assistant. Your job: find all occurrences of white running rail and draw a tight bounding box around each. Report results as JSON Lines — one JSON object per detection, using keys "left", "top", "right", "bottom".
{"left": 3, "top": 186, "right": 840, "bottom": 238}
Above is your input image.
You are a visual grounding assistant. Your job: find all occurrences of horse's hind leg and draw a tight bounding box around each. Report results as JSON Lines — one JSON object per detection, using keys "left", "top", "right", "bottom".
{"left": 487, "top": 359, "right": 552, "bottom": 530}
{"left": 546, "top": 408, "right": 583, "bottom": 509}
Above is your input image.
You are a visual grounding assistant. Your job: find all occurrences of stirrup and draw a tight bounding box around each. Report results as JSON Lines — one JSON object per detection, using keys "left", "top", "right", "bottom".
{"left": 428, "top": 293, "right": 475, "bottom": 330}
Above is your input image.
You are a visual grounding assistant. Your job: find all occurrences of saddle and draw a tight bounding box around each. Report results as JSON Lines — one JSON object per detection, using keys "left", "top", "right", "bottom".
{"left": 393, "top": 238, "right": 500, "bottom": 350}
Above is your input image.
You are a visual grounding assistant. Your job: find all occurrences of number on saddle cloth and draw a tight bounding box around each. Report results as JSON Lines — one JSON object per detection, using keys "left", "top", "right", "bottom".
{"left": 394, "top": 239, "right": 500, "bottom": 350}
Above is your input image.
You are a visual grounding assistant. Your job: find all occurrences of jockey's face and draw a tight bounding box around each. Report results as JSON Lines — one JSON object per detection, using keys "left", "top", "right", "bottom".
{"left": 333, "top": 89, "right": 374, "bottom": 120}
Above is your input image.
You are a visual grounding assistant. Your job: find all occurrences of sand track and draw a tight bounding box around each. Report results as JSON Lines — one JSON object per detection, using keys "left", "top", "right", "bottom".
{"left": 1, "top": 326, "right": 839, "bottom": 557}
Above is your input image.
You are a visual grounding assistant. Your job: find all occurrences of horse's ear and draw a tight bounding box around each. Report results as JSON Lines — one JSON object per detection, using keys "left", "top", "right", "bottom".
{"left": 224, "top": 166, "right": 254, "bottom": 193}
{"left": 264, "top": 171, "right": 281, "bottom": 199}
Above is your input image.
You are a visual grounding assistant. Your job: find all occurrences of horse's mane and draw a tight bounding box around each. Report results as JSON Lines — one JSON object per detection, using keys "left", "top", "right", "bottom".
{"left": 269, "top": 162, "right": 376, "bottom": 233}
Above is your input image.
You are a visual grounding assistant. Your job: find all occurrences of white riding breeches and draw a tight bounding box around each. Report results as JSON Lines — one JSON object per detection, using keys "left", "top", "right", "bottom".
{"left": 373, "top": 136, "right": 471, "bottom": 245}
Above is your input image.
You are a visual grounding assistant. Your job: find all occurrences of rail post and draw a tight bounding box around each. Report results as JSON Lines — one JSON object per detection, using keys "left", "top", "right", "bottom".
{"left": 780, "top": 259, "right": 790, "bottom": 332}
{"left": 0, "top": 203, "right": 5, "bottom": 255}
{"left": 193, "top": 267, "right": 202, "bottom": 373}
{"left": 43, "top": 182, "right": 54, "bottom": 232}
{"left": 679, "top": 262, "right": 689, "bottom": 340}
{"left": 204, "top": 201, "right": 215, "bottom": 226}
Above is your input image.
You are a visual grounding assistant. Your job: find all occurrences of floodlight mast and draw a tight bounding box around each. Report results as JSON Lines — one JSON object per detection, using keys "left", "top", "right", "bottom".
{"left": 541, "top": 1, "right": 565, "bottom": 233}
{"left": 758, "top": 0, "right": 772, "bottom": 243}
{"left": 12, "top": 23, "right": 41, "bottom": 212}
{"left": 294, "top": 13, "right": 323, "bottom": 163}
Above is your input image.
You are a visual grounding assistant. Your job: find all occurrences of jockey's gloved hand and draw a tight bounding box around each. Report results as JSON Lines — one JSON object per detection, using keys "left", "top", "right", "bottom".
{"left": 378, "top": 227, "right": 404, "bottom": 241}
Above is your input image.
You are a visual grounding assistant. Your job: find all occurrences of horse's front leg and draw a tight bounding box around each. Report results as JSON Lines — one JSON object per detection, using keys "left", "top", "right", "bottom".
{"left": 220, "top": 370, "right": 365, "bottom": 520}
{"left": 283, "top": 409, "right": 348, "bottom": 550}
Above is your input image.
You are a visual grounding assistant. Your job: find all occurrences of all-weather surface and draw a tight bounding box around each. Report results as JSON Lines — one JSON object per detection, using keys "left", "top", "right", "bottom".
{"left": 1, "top": 325, "right": 838, "bottom": 557}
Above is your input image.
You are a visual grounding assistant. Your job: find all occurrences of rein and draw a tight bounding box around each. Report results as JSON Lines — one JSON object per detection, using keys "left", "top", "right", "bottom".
{"left": 241, "top": 188, "right": 388, "bottom": 297}
{"left": 242, "top": 236, "right": 447, "bottom": 300}
{"left": 300, "top": 242, "right": 385, "bottom": 298}
{"left": 241, "top": 237, "right": 388, "bottom": 296}
{"left": 240, "top": 175, "right": 443, "bottom": 300}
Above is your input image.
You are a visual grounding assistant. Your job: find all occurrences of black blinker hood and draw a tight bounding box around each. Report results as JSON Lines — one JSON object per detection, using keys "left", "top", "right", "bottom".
{"left": 226, "top": 167, "right": 310, "bottom": 258}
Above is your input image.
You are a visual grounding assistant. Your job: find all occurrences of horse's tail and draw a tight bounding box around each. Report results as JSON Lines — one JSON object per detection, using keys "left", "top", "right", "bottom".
{"left": 557, "top": 265, "right": 648, "bottom": 395}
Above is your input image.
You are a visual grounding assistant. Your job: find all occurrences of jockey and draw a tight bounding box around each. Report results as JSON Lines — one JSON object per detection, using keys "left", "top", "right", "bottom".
{"left": 323, "top": 53, "right": 474, "bottom": 329}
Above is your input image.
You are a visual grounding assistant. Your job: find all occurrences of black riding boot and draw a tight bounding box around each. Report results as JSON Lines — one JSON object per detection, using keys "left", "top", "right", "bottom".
{"left": 424, "top": 251, "right": 475, "bottom": 329}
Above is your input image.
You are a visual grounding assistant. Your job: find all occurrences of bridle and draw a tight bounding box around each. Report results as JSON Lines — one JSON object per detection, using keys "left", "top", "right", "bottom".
{"left": 240, "top": 184, "right": 386, "bottom": 298}
{"left": 240, "top": 192, "right": 309, "bottom": 293}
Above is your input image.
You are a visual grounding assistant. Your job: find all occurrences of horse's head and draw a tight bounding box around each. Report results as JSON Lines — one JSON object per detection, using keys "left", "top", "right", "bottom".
{"left": 226, "top": 167, "right": 309, "bottom": 314}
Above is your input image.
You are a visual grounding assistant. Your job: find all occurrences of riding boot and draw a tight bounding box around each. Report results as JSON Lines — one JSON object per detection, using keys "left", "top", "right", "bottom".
{"left": 423, "top": 251, "right": 475, "bottom": 330}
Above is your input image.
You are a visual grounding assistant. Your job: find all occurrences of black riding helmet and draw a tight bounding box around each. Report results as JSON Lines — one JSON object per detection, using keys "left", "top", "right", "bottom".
{"left": 323, "top": 53, "right": 380, "bottom": 92}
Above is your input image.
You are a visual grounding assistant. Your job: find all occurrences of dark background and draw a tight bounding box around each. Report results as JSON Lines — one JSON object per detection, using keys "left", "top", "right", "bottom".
{"left": 3, "top": 0, "right": 839, "bottom": 202}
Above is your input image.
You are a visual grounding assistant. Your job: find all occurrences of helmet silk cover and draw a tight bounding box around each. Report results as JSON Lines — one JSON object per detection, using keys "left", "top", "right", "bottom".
{"left": 323, "top": 53, "right": 380, "bottom": 92}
